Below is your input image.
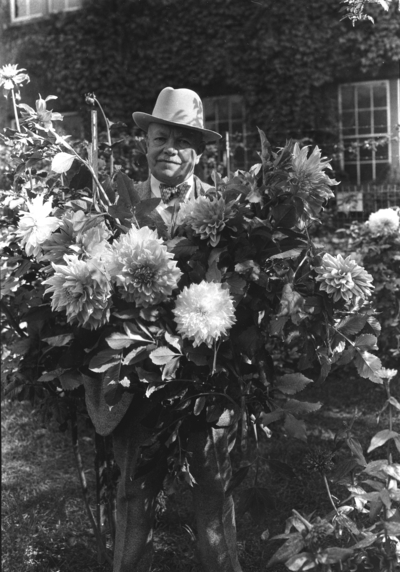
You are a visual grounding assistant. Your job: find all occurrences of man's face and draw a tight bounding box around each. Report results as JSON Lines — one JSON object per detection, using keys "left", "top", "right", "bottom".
{"left": 146, "top": 123, "right": 203, "bottom": 186}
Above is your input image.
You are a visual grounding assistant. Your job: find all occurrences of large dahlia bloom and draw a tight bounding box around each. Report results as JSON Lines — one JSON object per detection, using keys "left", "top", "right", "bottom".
{"left": 315, "top": 253, "right": 374, "bottom": 305}
{"left": 44, "top": 255, "right": 112, "bottom": 329}
{"left": 367, "top": 208, "right": 400, "bottom": 237}
{"left": 17, "top": 195, "right": 61, "bottom": 257}
{"left": 289, "top": 143, "right": 338, "bottom": 225}
{"left": 173, "top": 281, "right": 236, "bottom": 347}
{"left": 179, "top": 195, "right": 236, "bottom": 247}
{"left": 106, "top": 226, "right": 182, "bottom": 307}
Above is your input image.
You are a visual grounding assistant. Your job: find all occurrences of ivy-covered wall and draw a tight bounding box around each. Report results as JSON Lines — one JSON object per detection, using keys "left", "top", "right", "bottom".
{"left": 2, "top": 0, "right": 400, "bottom": 155}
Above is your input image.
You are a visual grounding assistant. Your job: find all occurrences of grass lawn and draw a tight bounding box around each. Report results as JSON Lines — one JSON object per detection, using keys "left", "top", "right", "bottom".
{"left": 2, "top": 372, "right": 399, "bottom": 572}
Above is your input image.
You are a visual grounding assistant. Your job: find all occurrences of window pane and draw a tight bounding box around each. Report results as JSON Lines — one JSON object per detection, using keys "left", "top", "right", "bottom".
{"left": 14, "top": 0, "right": 28, "bottom": 17}
{"left": 341, "top": 110, "right": 356, "bottom": 136}
{"left": 341, "top": 86, "right": 354, "bottom": 110}
{"left": 375, "top": 140, "right": 388, "bottom": 160}
{"left": 373, "top": 109, "right": 387, "bottom": 134}
{"left": 344, "top": 164, "right": 358, "bottom": 185}
{"left": 359, "top": 163, "right": 373, "bottom": 183}
{"left": 359, "top": 142, "right": 372, "bottom": 160}
{"left": 203, "top": 99, "right": 215, "bottom": 122}
{"left": 68, "top": 0, "right": 82, "bottom": 7}
{"left": 230, "top": 98, "right": 243, "bottom": 121}
{"left": 375, "top": 162, "right": 389, "bottom": 182}
{"left": 358, "top": 110, "right": 371, "bottom": 135}
{"left": 50, "top": 0, "right": 65, "bottom": 11}
{"left": 344, "top": 139, "right": 358, "bottom": 162}
{"left": 30, "top": 0, "right": 44, "bottom": 14}
{"left": 217, "top": 98, "right": 229, "bottom": 122}
{"left": 373, "top": 84, "right": 386, "bottom": 108}
{"left": 357, "top": 85, "right": 371, "bottom": 109}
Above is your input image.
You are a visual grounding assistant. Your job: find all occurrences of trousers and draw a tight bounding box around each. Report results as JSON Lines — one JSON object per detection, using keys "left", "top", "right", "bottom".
{"left": 111, "top": 398, "right": 243, "bottom": 572}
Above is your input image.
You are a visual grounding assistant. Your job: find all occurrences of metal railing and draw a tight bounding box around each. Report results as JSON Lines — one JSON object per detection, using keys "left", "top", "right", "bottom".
{"left": 334, "top": 184, "right": 400, "bottom": 221}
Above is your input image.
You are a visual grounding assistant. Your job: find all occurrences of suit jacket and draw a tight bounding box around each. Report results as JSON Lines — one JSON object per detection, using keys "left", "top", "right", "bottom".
{"left": 84, "top": 174, "right": 213, "bottom": 436}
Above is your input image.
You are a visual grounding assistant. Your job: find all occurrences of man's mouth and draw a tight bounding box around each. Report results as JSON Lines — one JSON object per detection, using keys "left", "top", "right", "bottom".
{"left": 158, "top": 159, "right": 180, "bottom": 165}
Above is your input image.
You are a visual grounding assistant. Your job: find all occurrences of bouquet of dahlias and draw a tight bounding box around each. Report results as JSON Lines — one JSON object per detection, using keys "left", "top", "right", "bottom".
{"left": 1, "top": 68, "right": 388, "bottom": 485}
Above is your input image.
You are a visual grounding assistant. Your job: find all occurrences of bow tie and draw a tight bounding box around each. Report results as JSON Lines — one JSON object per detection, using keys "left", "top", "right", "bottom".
{"left": 159, "top": 183, "right": 191, "bottom": 204}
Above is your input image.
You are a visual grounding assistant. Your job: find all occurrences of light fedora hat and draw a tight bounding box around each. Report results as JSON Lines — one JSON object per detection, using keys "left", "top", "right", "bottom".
{"left": 132, "top": 87, "right": 222, "bottom": 143}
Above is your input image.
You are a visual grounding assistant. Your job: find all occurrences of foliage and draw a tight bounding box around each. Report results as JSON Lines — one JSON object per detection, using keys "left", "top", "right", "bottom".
{"left": 314, "top": 210, "right": 400, "bottom": 369}
{"left": 2, "top": 0, "right": 400, "bottom": 156}
{"left": 1, "top": 68, "right": 399, "bottom": 569}
{"left": 266, "top": 367, "right": 400, "bottom": 572}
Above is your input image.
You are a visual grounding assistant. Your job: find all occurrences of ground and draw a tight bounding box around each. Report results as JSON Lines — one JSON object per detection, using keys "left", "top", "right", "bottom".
{"left": 2, "top": 372, "right": 399, "bottom": 572}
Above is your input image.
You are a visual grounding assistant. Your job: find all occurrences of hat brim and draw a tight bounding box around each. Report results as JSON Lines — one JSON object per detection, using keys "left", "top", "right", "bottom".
{"left": 132, "top": 112, "right": 222, "bottom": 143}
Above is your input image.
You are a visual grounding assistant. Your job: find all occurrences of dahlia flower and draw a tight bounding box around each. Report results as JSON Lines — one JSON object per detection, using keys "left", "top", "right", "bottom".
{"left": 44, "top": 255, "right": 112, "bottom": 329}
{"left": 0, "top": 64, "right": 29, "bottom": 93}
{"left": 173, "top": 281, "right": 236, "bottom": 347}
{"left": 367, "top": 208, "right": 400, "bottom": 237}
{"left": 19, "top": 94, "right": 63, "bottom": 131}
{"left": 290, "top": 143, "right": 338, "bottom": 225}
{"left": 17, "top": 195, "right": 61, "bottom": 257}
{"left": 179, "top": 195, "right": 236, "bottom": 247}
{"left": 106, "top": 226, "right": 182, "bottom": 307}
{"left": 315, "top": 253, "right": 374, "bottom": 305}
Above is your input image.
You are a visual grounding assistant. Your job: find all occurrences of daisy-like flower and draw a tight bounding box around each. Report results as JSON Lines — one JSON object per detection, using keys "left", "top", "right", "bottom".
{"left": 179, "top": 195, "right": 236, "bottom": 247}
{"left": 106, "top": 226, "right": 182, "bottom": 307}
{"left": 17, "top": 195, "right": 61, "bottom": 258}
{"left": 367, "top": 208, "right": 400, "bottom": 237}
{"left": 44, "top": 255, "right": 112, "bottom": 329}
{"left": 289, "top": 143, "right": 338, "bottom": 225}
{"left": 0, "top": 64, "right": 30, "bottom": 94}
{"left": 173, "top": 281, "right": 236, "bottom": 347}
{"left": 315, "top": 253, "right": 374, "bottom": 305}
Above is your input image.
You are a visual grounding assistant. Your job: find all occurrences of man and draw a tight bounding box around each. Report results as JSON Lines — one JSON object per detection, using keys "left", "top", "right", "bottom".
{"left": 84, "top": 87, "right": 242, "bottom": 572}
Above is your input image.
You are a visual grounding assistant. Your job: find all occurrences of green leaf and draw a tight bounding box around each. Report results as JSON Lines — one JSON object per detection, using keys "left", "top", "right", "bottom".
{"left": 89, "top": 349, "right": 121, "bottom": 372}
{"left": 42, "top": 334, "right": 74, "bottom": 347}
{"left": 106, "top": 332, "right": 138, "bottom": 350}
{"left": 354, "top": 350, "right": 383, "bottom": 383}
{"left": 38, "top": 368, "right": 66, "bottom": 382}
{"left": 135, "top": 198, "right": 160, "bottom": 220}
{"left": 319, "top": 547, "right": 354, "bottom": 564}
{"left": 284, "top": 414, "right": 307, "bottom": 441}
{"left": 114, "top": 171, "right": 140, "bottom": 210}
{"left": 226, "top": 464, "right": 252, "bottom": 496}
{"left": 183, "top": 344, "right": 211, "bottom": 366}
{"left": 383, "top": 463, "right": 400, "bottom": 481}
{"left": 354, "top": 334, "right": 378, "bottom": 351}
{"left": 161, "top": 356, "right": 180, "bottom": 380}
{"left": 122, "top": 345, "right": 152, "bottom": 366}
{"left": 237, "top": 486, "right": 275, "bottom": 524}
{"left": 367, "top": 429, "right": 399, "bottom": 453}
{"left": 282, "top": 399, "right": 322, "bottom": 414}
{"left": 260, "top": 410, "right": 284, "bottom": 425}
{"left": 150, "top": 346, "right": 181, "bottom": 365}
{"left": 59, "top": 369, "right": 83, "bottom": 391}
{"left": 285, "top": 552, "right": 315, "bottom": 571}
{"left": 165, "top": 331, "right": 182, "bottom": 352}
{"left": 269, "top": 247, "right": 303, "bottom": 260}
{"left": 276, "top": 373, "right": 313, "bottom": 395}
{"left": 194, "top": 396, "right": 206, "bottom": 415}
{"left": 266, "top": 533, "right": 305, "bottom": 567}
{"left": 235, "top": 325, "right": 263, "bottom": 358}
{"left": 135, "top": 367, "right": 162, "bottom": 384}
{"left": 337, "top": 314, "right": 368, "bottom": 336}
{"left": 168, "top": 236, "right": 198, "bottom": 258}
{"left": 104, "top": 381, "right": 124, "bottom": 408}
{"left": 269, "top": 316, "right": 288, "bottom": 337}
{"left": 347, "top": 437, "right": 367, "bottom": 467}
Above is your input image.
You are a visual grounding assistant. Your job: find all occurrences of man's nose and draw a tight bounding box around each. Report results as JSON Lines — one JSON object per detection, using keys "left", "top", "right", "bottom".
{"left": 163, "top": 136, "right": 178, "bottom": 154}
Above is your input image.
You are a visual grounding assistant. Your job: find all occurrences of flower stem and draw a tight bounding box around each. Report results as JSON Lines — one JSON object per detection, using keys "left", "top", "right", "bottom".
{"left": 323, "top": 473, "right": 338, "bottom": 514}
{"left": 11, "top": 89, "right": 20, "bottom": 132}
{"left": 95, "top": 97, "right": 114, "bottom": 176}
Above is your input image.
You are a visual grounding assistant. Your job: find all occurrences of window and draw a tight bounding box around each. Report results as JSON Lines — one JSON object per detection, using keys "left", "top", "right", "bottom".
{"left": 339, "top": 81, "right": 391, "bottom": 185}
{"left": 10, "top": 0, "right": 82, "bottom": 22}
{"left": 203, "top": 95, "right": 248, "bottom": 173}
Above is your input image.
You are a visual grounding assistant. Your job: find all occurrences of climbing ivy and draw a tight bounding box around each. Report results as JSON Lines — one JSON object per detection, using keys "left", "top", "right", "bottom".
{"left": 3, "top": 0, "right": 400, "bottom": 152}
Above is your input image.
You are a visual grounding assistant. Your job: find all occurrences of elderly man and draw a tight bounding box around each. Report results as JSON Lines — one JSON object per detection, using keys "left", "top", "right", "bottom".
{"left": 84, "top": 87, "right": 242, "bottom": 572}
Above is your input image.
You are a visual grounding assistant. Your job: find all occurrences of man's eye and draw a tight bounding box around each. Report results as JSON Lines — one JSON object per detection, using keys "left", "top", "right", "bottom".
{"left": 154, "top": 137, "right": 166, "bottom": 143}
{"left": 179, "top": 139, "right": 191, "bottom": 146}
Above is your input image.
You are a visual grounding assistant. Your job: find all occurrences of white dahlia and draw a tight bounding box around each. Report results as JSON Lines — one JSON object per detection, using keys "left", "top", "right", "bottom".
{"left": 106, "top": 226, "right": 182, "bottom": 307}
{"left": 17, "top": 195, "right": 61, "bottom": 258}
{"left": 44, "top": 255, "right": 112, "bottom": 329}
{"left": 315, "top": 253, "right": 374, "bottom": 305}
{"left": 367, "top": 208, "right": 400, "bottom": 237}
{"left": 173, "top": 281, "right": 236, "bottom": 347}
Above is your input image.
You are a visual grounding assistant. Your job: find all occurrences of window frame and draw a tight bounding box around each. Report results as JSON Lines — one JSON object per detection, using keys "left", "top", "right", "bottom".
{"left": 203, "top": 94, "right": 248, "bottom": 171}
{"left": 10, "top": 0, "right": 81, "bottom": 23}
{"left": 338, "top": 80, "right": 391, "bottom": 185}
